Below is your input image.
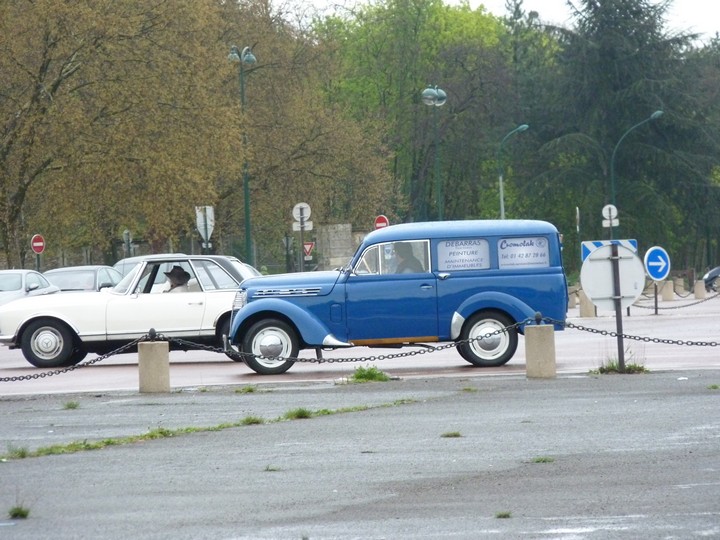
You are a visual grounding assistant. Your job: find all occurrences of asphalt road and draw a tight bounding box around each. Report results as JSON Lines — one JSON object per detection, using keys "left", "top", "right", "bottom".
{"left": 0, "top": 292, "right": 719, "bottom": 538}
{"left": 1, "top": 370, "right": 719, "bottom": 539}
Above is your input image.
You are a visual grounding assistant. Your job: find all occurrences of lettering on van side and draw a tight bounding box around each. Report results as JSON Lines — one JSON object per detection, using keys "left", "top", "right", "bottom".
{"left": 438, "top": 239, "right": 490, "bottom": 271}
{"left": 497, "top": 237, "right": 549, "bottom": 269}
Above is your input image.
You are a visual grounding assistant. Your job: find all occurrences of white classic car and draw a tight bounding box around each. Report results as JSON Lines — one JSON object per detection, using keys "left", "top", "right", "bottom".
{"left": 0, "top": 255, "right": 250, "bottom": 368}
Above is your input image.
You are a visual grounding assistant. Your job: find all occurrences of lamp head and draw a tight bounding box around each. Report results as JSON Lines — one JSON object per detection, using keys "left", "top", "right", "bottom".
{"left": 650, "top": 110, "right": 663, "bottom": 120}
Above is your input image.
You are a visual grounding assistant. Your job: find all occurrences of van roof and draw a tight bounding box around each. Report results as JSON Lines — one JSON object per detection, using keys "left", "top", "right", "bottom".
{"left": 364, "top": 219, "right": 558, "bottom": 244}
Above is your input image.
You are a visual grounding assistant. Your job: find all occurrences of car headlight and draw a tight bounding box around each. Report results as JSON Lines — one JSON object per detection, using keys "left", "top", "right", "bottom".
{"left": 233, "top": 289, "right": 248, "bottom": 310}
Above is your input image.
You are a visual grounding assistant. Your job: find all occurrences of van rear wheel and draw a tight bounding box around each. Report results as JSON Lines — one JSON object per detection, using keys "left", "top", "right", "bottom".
{"left": 457, "top": 311, "right": 517, "bottom": 367}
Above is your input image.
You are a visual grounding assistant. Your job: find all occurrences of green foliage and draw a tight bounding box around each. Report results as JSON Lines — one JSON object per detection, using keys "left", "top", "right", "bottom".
{"left": 8, "top": 505, "right": 30, "bottom": 519}
{"left": 3, "top": 0, "right": 720, "bottom": 271}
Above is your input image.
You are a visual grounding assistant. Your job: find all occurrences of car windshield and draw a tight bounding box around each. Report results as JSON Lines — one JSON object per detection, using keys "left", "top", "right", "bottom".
{"left": 112, "top": 265, "right": 142, "bottom": 294}
{"left": 0, "top": 273, "right": 22, "bottom": 291}
{"left": 47, "top": 270, "right": 95, "bottom": 291}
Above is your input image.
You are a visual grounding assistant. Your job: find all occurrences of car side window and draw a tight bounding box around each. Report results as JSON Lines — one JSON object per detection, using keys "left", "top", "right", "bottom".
{"left": 194, "top": 261, "right": 238, "bottom": 291}
{"left": 385, "top": 240, "right": 429, "bottom": 274}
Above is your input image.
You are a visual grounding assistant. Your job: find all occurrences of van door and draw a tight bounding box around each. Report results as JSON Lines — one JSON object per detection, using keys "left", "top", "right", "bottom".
{"left": 345, "top": 240, "right": 438, "bottom": 343}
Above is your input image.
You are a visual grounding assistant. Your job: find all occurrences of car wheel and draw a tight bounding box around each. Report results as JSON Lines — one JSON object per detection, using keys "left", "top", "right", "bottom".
{"left": 21, "top": 319, "right": 76, "bottom": 368}
{"left": 710, "top": 277, "right": 719, "bottom": 293}
{"left": 456, "top": 311, "right": 518, "bottom": 367}
{"left": 241, "top": 319, "right": 298, "bottom": 375}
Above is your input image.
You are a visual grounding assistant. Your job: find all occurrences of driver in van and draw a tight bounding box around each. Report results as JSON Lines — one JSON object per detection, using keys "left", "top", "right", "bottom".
{"left": 394, "top": 242, "right": 424, "bottom": 274}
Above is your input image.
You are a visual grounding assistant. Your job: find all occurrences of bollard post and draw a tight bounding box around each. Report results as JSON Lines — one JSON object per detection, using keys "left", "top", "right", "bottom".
{"left": 578, "top": 289, "right": 596, "bottom": 318}
{"left": 525, "top": 321, "right": 556, "bottom": 379}
{"left": 567, "top": 287, "right": 577, "bottom": 309}
{"left": 661, "top": 280, "right": 674, "bottom": 301}
{"left": 138, "top": 341, "right": 170, "bottom": 393}
{"left": 694, "top": 280, "right": 706, "bottom": 300}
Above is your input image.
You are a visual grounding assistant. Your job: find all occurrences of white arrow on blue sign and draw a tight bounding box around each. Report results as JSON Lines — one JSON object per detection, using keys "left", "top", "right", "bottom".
{"left": 643, "top": 246, "right": 671, "bottom": 282}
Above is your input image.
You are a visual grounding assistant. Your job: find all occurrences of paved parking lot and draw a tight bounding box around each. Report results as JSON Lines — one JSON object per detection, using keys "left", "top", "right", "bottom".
{"left": 1, "top": 368, "right": 720, "bottom": 539}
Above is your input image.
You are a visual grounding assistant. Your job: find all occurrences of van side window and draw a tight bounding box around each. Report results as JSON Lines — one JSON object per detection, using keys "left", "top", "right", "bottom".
{"left": 437, "top": 239, "right": 490, "bottom": 271}
{"left": 355, "top": 245, "right": 380, "bottom": 275}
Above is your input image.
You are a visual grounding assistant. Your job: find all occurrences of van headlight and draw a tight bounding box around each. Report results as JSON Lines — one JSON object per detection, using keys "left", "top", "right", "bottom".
{"left": 233, "top": 290, "right": 248, "bottom": 310}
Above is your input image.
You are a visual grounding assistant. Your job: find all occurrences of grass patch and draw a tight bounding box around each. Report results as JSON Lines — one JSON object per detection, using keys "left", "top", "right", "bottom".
{"left": 441, "top": 431, "right": 462, "bottom": 438}
{"left": 461, "top": 386, "right": 478, "bottom": 393}
{"left": 235, "top": 385, "right": 258, "bottom": 394}
{"left": 264, "top": 464, "right": 281, "bottom": 472}
{"left": 590, "top": 361, "right": 648, "bottom": 374}
{"left": 495, "top": 511, "right": 512, "bottom": 519}
{"left": 0, "top": 399, "right": 416, "bottom": 461}
{"left": 531, "top": 456, "right": 555, "bottom": 463}
{"left": 708, "top": 384, "right": 719, "bottom": 390}
{"left": 8, "top": 505, "right": 30, "bottom": 519}
{"left": 63, "top": 401, "right": 80, "bottom": 410}
{"left": 283, "top": 407, "right": 313, "bottom": 420}
{"left": 349, "top": 365, "right": 390, "bottom": 383}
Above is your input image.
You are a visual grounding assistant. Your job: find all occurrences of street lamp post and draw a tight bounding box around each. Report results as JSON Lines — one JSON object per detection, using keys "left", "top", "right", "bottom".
{"left": 497, "top": 124, "right": 529, "bottom": 219}
{"left": 228, "top": 45, "right": 257, "bottom": 265}
{"left": 421, "top": 85, "right": 447, "bottom": 220}
{"left": 609, "top": 110, "right": 663, "bottom": 237}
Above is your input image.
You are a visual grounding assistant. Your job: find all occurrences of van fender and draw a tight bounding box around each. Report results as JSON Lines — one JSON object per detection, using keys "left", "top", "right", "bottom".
{"left": 230, "top": 298, "right": 351, "bottom": 348}
{"left": 450, "top": 291, "right": 536, "bottom": 339}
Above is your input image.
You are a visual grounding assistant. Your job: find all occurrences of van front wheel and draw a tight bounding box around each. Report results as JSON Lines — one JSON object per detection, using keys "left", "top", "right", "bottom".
{"left": 457, "top": 311, "right": 517, "bottom": 367}
{"left": 241, "top": 319, "right": 298, "bottom": 375}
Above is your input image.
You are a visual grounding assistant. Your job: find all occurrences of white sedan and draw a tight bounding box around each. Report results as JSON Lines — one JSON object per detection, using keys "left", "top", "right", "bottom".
{"left": 0, "top": 255, "right": 245, "bottom": 368}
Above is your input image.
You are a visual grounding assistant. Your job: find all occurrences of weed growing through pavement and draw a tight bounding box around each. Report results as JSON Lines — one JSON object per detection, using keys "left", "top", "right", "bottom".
{"left": 441, "top": 431, "right": 462, "bottom": 438}
{"left": 63, "top": 401, "right": 80, "bottom": 410}
{"left": 495, "top": 511, "right": 512, "bottom": 519}
{"left": 8, "top": 504, "right": 30, "bottom": 519}
{"left": 349, "top": 365, "right": 390, "bottom": 382}
{"left": 531, "top": 456, "right": 555, "bottom": 463}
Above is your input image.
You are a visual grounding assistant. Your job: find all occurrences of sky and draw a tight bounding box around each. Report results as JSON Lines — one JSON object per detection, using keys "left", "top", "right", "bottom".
{"left": 475, "top": 0, "right": 719, "bottom": 41}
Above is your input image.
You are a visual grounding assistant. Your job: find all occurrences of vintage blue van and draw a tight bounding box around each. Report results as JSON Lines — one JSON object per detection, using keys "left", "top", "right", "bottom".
{"left": 228, "top": 220, "right": 568, "bottom": 374}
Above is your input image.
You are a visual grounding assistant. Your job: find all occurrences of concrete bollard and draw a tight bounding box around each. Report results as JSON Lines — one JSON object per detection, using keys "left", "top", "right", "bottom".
{"left": 525, "top": 324, "right": 556, "bottom": 379}
{"left": 567, "top": 289, "right": 577, "bottom": 309}
{"left": 578, "top": 289, "right": 596, "bottom": 318}
{"left": 661, "top": 280, "right": 674, "bottom": 301}
{"left": 673, "top": 277, "right": 686, "bottom": 295}
{"left": 694, "top": 280, "right": 706, "bottom": 300}
{"left": 138, "top": 341, "right": 170, "bottom": 393}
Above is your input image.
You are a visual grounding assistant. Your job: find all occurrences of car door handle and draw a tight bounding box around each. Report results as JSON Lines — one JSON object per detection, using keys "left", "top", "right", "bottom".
{"left": 437, "top": 272, "right": 450, "bottom": 280}
{"left": 187, "top": 301, "right": 204, "bottom": 306}
{"left": 420, "top": 284, "right": 434, "bottom": 290}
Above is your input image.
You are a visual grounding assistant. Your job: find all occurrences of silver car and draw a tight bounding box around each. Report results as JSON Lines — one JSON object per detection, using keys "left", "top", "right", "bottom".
{"left": 0, "top": 269, "right": 60, "bottom": 306}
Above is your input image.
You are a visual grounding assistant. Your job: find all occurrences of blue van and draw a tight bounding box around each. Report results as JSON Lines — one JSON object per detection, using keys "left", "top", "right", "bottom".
{"left": 228, "top": 220, "right": 568, "bottom": 374}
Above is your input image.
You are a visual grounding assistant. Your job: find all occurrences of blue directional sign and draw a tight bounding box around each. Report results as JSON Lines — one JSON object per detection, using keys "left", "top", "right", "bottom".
{"left": 643, "top": 246, "right": 671, "bottom": 281}
{"left": 581, "top": 239, "right": 637, "bottom": 262}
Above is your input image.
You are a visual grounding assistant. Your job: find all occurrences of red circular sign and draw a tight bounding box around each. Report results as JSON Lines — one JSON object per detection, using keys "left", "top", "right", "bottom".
{"left": 374, "top": 215, "right": 389, "bottom": 229}
{"left": 30, "top": 234, "right": 45, "bottom": 254}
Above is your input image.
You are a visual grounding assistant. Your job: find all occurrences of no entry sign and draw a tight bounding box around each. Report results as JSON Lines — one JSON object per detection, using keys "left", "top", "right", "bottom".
{"left": 31, "top": 234, "right": 45, "bottom": 254}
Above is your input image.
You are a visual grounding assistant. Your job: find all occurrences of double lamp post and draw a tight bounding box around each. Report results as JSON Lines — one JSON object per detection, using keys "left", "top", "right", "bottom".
{"left": 228, "top": 45, "right": 257, "bottom": 266}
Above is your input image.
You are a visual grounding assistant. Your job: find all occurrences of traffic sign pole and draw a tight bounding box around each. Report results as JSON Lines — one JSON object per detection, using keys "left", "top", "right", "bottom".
{"left": 611, "top": 243, "right": 625, "bottom": 372}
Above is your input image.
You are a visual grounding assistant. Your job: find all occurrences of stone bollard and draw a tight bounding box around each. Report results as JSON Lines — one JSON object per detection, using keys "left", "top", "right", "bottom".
{"left": 673, "top": 277, "right": 686, "bottom": 295}
{"left": 661, "top": 280, "right": 674, "bottom": 301}
{"left": 138, "top": 341, "right": 170, "bottom": 393}
{"left": 694, "top": 280, "right": 706, "bottom": 300}
{"left": 578, "top": 289, "right": 596, "bottom": 318}
{"left": 525, "top": 323, "right": 556, "bottom": 379}
{"left": 567, "top": 289, "right": 577, "bottom": 309}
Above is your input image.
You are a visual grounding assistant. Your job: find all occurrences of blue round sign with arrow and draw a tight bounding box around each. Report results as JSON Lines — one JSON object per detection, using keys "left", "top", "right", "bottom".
{"left": 644, "top": 246, "right": 671, "bottom": 282}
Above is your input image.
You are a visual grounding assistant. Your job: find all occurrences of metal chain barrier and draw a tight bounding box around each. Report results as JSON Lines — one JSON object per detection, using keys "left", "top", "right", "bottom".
{"left": 0, "top": 337, "right": 147, "bottom": 382}
{"left": 632, "top": 291, "right": 720, "bottom": 310}
{"left": 2, "top": 310, "right": 718, "bottom": 383}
